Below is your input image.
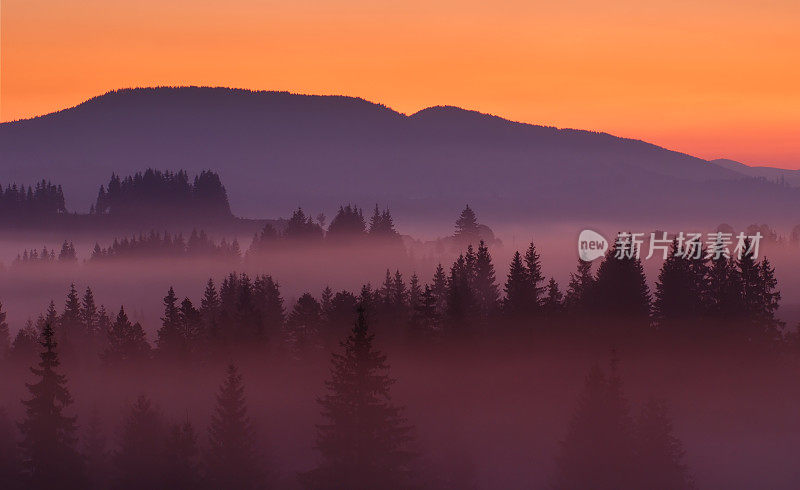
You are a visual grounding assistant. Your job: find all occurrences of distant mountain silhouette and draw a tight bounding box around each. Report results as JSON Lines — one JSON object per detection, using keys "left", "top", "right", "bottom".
{"left": 712, "top": 158, "right": 800, "bottom": 187}
{"left": 1, "top": 86, "right": 798, "bottom": 225}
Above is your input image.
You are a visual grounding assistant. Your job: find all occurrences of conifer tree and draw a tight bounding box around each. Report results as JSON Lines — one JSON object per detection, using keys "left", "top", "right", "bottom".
{"left": 10, "top": 319, "right": 40, "bottom": 363}
{"left": 0, "top": 407, "right": 23, "bottom": 489}
{"left": 163, "top": 420, "right": 201, "bottom": 488}
{"left": 113, "top": 395, "right": 165, "bottom": 490}
{"left": 199, "top": 278, "right": 221, "bottom": 348}
{"left": 454, "top": 205, "right": 480, "bottom": 244}
{"left": 446, "top": 254, "right": 478, "bottom": 334}
{"left": 542, "top": 278, "right": 565, "bottom": 320}
{"left": 653, "top": 241, "right": 706, "bottom": 332}
{"left": 473, "top": 241, "right": 500, "bottom": 321}
{"left": 564, "top": 259, "right": 594, "bottom": 314}
{"left": 253, "top": 274, "right": 285, "bottom": 345}
{"left": 82, "top": 408, "right": 110, "bottom": 490}
{"left": 431, "top": 264, "right": 449, "bottom": 318}
{"left": 103, "top": 307, "right": 150, "bottom": 364}
{"left": 302, "top": 308, "right": 415, "bottom": 489}
{"left": 157, "top": 287, "right": 184, "bottom": 357}
{"left": 206, "top": 364, "right": 260, "bottom": 489}
{"left": 18, "top": 323, "right": 85, "bottom": 489}
{"left": 633, "top": 398, "right": 694, "bottom": 490}
{"left": 287, "top": 293, "right": 323, "bottom": 353}
{"left": 554, "top": 360, "right": 636, "bottom": 490}
{"left": 58, "top": 284, "right": 83, "bottom": 360}
{"left": 524, "top": 242, "right": 546, "bottom": 310}
{"left": 503, "top": 251, "right": 531, "bottom": 321}
{"left": 81, "top": 287, "right": 99, "bottom": 339}
{"left": 0, "top": 301, "right": 10, "bottom": 360}
{"left": 593, "top": 241, "right": 651, "bottom": 337}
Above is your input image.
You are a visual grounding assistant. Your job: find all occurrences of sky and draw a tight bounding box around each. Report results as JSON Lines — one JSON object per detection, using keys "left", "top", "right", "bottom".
{"left": 1, "top": 0, "right": 798, "bottom": 168}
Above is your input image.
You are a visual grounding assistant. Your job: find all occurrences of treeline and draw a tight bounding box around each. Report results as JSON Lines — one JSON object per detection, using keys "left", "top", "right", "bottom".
{"left": 0, "top": 308, "right": 694, "bottom": 489}
{"left": 0, "top": 181, "right": 66, "bottom": 224}
{"left": 12, "top": 241, "right": 77, "bottom": 266}
{"left": 0, "top": 235, "right": 787, "bottom": 369}
{"left": 90, "top": 229, "right": 241, "bottom": 261}
{"left": 91, "top": 169, "right": 232, "bottom": 220}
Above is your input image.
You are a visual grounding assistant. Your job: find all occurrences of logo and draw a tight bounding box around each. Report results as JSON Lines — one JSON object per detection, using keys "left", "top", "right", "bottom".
{"left": 578, "top": 229, "right": 607, "bottom": 261}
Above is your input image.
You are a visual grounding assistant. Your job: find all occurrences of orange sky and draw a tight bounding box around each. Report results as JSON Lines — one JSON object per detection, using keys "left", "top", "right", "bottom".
{"left": 2, "top": 0, "right": 798, "bottom": 167}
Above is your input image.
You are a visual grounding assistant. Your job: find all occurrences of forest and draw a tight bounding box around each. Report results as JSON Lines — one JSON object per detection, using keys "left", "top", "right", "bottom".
{"left": 0, "top": 201, "right": 795, "bottom": 489}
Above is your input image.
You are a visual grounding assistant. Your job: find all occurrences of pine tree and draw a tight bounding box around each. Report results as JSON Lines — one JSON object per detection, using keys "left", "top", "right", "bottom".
{"left": 18, "top": 323, "right": 85, "bottom": 489}
{"left": 524, "top": 242, "right": 546, "bottom": 311}
{"left": 564, "top": 259, "right": 594, "bottom": 314}
{"left": 58, "top": 284, "right": 83, "bottom": 360}
{"left": 206, "top": 364, "right": 261, "bottom": 489}
{"left": 253, "top": 274, "right": 285, "bottom": 345}
{"left": 163, "top": 420, "right": 201, "bottom": 488}
{"left": 0, "top": 407, "right": 23, "bottom": 489}
{"left": 103, "top": 307, "right": 150, "bottom": 364}
{"left": 199, "top": 278, "right": 221, "bottom": 349}
{"left": 593, "top": 242, "right": 652, "bottom": 338}
{"left": 473, "top": 241, "right": 500, "bottom": 322}
{"left": 302, "top": 308, "right": 415, "bottom": 489}
{"left": 554, "top": 359, "right": 636, "bottom": 490}
{"left": 113, "top": 396, "right": 165, "bottom": 490}
{"left": 542, "top": 278, "right": 564, "bottom": 320}
{"left": 157, "top": 287, "right": 184, "bottom": 357}
{"left": 287, "top": 293, "right": 323, "bottom": 354}
{"left": 446, "top": 254, "right": 478, "bottom": 334}
{"left": 503, "top": 251, "right": 531, "bottom": 321}
{"left": 82, "top": 408, "right": 110, "bottom": 490}
{"left": 653, "top": 241, "right": 705, "bottom": 333}
{"left": 0, "top": 301, "right": 10, "bottom": 360}
{"left": 431, "top": 264, "right": 448, "bottom": 319}
{"left": 633, "top": 398, "right": 694, "bottom": 489}
{"left": 454, "top": 205, "right": 480, "bottom": 244}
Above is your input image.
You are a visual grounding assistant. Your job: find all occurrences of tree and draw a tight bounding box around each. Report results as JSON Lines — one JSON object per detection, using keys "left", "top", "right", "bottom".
{"left": 58, "top": 284, "right": 83, "bottom": 360}
{"left": 454, "top": 205, "right": 480, "bottom": 244}
{"left": 287, "top": 293, "right": 323, "bottom": 354}
{"left": 18, "top": 323, "right": 85, "bottom": 489}
{"left": 103, "top": 307, "right": 150, "bottom": 364}
{"left": 163, "top": 420, "right": 201, "bottom": 489}
{"left": 10, "top": 319, "right": 40, "bottom": 364}
{"left": 542, "top": 278, "right": 564, "bottom": 320}
{"left": 206, "top": 364, "right": 261, "bottom": 489}
{"left": 554, "top": 359, "right": 636, "bottom": 490}
{"left": 524, "top": 242, "right": 546, "bottom": 311}
{"left": 0, "top": 407, "right": 23, "bottom": 489}
{"left": 473, "top": 241, "right": 500, "bottom": 322}
{"left": 82, "top": 408, "right": 110, "bottom": 490}
{"left": 367, "top": 205, "right": 400, "bottom": 242}
{"left": 564, "top": 259, "right": 594, "bottom": 314}
{"left": 301, "top": 308, "right": 415, "bottom": 489}
{"left": 199, "top": 278, "right": 221, "bottom": 349}
{"left": 653, "top": 241, "right": 706, "bottom": 333}
{"left": 0, "top": 301, "right": 10, "bottom": 360}
{"left": 113, "top": 396, "right": 165, "bottom": 490}
{"left": 327, "top": 204, "right": 366, "bottom": 241}
{"left": 157, "top": 287, "right": 184, "bottom": 357}
{"left": 503, "top": 251, "right": 531, "bottom": 322}
{"left": 593, "top": 242, "right": 651, "bottom": 338}
{"left": 633, "top": 398, "right": 694, "bottom": 490}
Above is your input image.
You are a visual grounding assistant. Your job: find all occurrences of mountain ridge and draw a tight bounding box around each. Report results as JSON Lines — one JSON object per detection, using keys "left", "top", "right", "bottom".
{"left": 0, "top": 86, "right": 795, "bottom": 225}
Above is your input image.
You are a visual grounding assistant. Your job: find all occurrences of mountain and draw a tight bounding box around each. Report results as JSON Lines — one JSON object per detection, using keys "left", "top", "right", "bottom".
{"left": 1, "top": 86, "right": 798, "bottom": 226}
{"left": 712, "top": 159, "right": 800, "bottom": 187}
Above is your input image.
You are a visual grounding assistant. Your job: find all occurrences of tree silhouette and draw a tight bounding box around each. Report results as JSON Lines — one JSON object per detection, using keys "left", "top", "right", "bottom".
{"left": 113, "top": 395, "right": 165, "bottom": 490}
{"left": 301, "top": 308, "right": 415, "bottom": 489}
{"left": 554, "top": 359, "right": 636, "bottom": 490}
{"left": 206, "top": 364, "right": 261, "bottom": 489}
{"left": 163, "top": 420, "right": 201, "bottom": 489}
{"left": 18, "top": 323, "right": 85, "bottom": 489}
{"left": 157, "top": 287, "right": 184, "bottom": 357}
{"left": 633, "top": 397, "right": 694, "bottom": 489}
{"left": 503, "top": 251, "right": 531, "bottom": 322}
{"left": 103, "top": 307, "right": 150, "bottom": 364}
{"left": 0, "top": 302, "right": 10, "bottom": 360}
{"left": 453, "top": 205, "right": 480, "bottom": 244}
{"left": 473, "top": 240, "right": 500, "bottom": 323}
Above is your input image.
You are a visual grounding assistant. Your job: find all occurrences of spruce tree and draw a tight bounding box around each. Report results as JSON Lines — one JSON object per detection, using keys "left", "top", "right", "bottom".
{"left": 163, "top": 420, "right": 201, "bottom": 488}
{"left": 542, "top": 278, "right": 564, "bottom": 320}
{"left": 206, "top": 364, "right": 260, "bottom": 489}
{"left": 503, "top": 251, "right": 531, "bottom": 321}
{"left": 58, "top": 284, "right": 83, "bottom": 360}
{"left": 473, "top": 241, "right": 500, "bottom": 322}
{"left": 0, "top": 301, "right": 10, "bottom": 360}
{"left": 593, "top": 242, "right": 651, "bottom": 338}
{"left": 287, "top": 293, "right": 323, "bottom": 353}
{"left": 156, "top": 287, "right": 184, "bottom": 357}
{"left": 524, "top": 242, "right": 546, "bottom": 310}
{"left": 653, "top": 241, "right": 705, "bottom": 333}
{"left": 454, "top": 205, "right": 480, "bottom": 244}
{"left": 82, "top": 408, "right": 110, "bottom": 490}
{"left": 554, "top": 360, "right": 636, "bottom": 490}
{"left": 302, "top": 308, "right": 415, "bottom": 489}
{"left": 0, "top": 407, "right": 23, "bottom": 489}
{"left": 18, "top": 323, "right": 85, "bottom": 489}
{"left": 633, "top": 397, "right": 694, "bottom": 490}
{"left": 564, "top": 259, "right": 594, "bottom": 314}
{"left": 113, "top": 396, "right": 165, "bottom": 490}
{"left": 103, "top": 307, "right": 150, "bottom": 364}
{"left": 199, "top": 278, "right": 221, "bottom": 350}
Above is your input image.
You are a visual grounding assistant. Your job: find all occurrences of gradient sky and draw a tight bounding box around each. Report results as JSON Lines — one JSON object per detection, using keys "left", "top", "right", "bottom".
{"left": 2, "top": 0, "right": 798, "bottom": 167}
